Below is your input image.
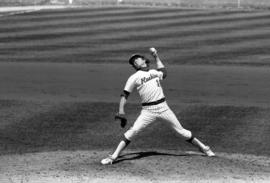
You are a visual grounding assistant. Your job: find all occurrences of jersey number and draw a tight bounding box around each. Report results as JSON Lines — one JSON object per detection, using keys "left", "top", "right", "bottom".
{"left": 156, "top": 80, "right": 161, "bottom": 87}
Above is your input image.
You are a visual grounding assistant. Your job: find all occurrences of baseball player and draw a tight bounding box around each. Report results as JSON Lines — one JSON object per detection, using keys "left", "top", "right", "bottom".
{"left": 101, "top": 48, "right": 215, "bottom": 165}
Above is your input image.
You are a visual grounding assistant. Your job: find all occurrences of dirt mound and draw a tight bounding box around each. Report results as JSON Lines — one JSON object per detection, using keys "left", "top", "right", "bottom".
{"left": 0, "top": 150, "right": 269, "bottom": 183}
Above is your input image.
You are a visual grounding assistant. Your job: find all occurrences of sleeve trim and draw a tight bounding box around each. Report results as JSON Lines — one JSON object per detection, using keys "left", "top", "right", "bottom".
{"left": 120, "top": 90, "right": 130, "bottom": 99}
{"left": 157, "top": 68, "right": 167, "bottom": 79}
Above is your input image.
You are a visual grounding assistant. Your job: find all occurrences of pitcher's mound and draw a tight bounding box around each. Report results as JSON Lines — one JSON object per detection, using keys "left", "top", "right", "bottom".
{"left": 1, "top": 150, "right": 269, "bottom": 183}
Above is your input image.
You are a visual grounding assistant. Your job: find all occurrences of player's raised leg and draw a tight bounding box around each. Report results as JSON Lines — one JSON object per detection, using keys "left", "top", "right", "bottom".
{"left": 186, "top": 137, "right": 215, "bottom": 156}
{"left": 160, "top": 108, "right": 215, "bottom": 156}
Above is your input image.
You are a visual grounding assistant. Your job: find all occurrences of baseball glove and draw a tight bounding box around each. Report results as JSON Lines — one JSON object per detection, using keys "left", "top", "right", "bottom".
{"left": 115, "top": 113, "right": 127, "bottom": 128}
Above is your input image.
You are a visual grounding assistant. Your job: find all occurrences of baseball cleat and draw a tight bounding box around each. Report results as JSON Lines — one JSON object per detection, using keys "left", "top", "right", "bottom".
{"left": 101, "top": 155, "right": 116, "bottom": 165}
{"left": 200, "top": 146, "right": 215, "bottom": 157}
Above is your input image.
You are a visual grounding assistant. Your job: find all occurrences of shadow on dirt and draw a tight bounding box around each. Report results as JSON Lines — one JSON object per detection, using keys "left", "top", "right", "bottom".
{"left": 114, "top": 151, "right": 204, "bottom": 164}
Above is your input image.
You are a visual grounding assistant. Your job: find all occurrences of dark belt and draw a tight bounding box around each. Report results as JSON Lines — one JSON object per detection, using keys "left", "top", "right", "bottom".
{"left": 142, "top": 98, "right": 166, "bottom": 106}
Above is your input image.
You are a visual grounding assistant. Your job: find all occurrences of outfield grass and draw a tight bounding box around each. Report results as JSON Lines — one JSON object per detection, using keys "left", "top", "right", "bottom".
{"left": 1, "top": 7, "right": 270, "bottom": 65}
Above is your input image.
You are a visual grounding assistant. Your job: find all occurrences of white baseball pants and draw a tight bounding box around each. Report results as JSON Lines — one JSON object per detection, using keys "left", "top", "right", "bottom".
{"left": 124, "top": 102, "right": 192, "bottom": 141}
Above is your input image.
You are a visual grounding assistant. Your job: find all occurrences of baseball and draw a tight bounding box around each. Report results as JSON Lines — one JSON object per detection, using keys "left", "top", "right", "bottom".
{"left": 149, "top": 47, "right": 157, "bottom": 53}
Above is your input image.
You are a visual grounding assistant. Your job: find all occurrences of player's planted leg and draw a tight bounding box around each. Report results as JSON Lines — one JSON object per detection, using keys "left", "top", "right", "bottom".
{"left": 112, "top": 138, "right": 130, "bottom": 159}
{"left": 101, "top": 137, "right": 131, "bottom": 165}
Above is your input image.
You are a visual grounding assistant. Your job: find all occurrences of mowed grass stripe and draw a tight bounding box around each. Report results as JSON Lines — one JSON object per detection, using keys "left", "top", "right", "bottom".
{"left": 0, "top": 13, "right": 269, "bottom": 49}
{"left": 17, "top": 6, "right": 199, "bottom": 19}
{"left": 1, "top": 7, "right": 152, "bottom": 22}
{"left": 0, "top": 9, "right": 212, "bottom": 31}
{"left": 0, "top": 7, "right": 204, "bottom": 26}
{"left": 1, "top": 35, "right": 270, "bottom": 60}
{"left": 1, "top": 7, "right": 270, "bottom": 64}
{"left": 66, "top": 40, "right": 270, "bottom": 64}
{"left": 1, "top": 27, "right": 270, "bottom": 53}
{"left": 1, "top": 9, "right": 269, "bottom": 34}
{"left": 17, "top": 7, "right": 202, "bottom": 20}
{"left": 0, "top": 10, "right": 208, "bottom": 32}
{"left": 1, "top": 14, "right": 269, "bottom": 51}
{"left": 1, "top": 10, "right": 270, "bottom": 42}
{"left": 2, "top": 7, "right": 247, "bottom": 25}
{"left": 1, "top": 9, "right": 269, "bottom": 43}
{"left": 1, "top": 7, "right": 254, "bottom": 32}
{"left": 1, "top": 34, "right": 270, "bottom": 63}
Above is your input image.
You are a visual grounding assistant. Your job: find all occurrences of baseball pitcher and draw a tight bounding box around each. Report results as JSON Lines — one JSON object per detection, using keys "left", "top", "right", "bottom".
{"left": 101, "top": 48, "right": 215, "bottom": 165}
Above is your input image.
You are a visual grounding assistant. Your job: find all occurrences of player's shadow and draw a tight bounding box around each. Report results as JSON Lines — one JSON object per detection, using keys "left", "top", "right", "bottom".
{"left": 114, "top": 151, "right": 204, "bottom": 164}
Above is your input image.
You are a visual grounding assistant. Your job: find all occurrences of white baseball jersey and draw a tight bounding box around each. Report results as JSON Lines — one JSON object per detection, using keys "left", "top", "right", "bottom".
{"left": 123, "top": 69, "right": 192, "bottom": 141}
{"left": 124, "top": 69, "right": 165, "bottom": 104}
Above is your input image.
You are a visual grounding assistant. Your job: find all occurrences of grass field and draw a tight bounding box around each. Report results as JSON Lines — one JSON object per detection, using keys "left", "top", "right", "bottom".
{"left": 1, "top": 7, "right": 270, "bottom": 65}
{"left": 0, "top": 6, "right": 270, "bottom": 183}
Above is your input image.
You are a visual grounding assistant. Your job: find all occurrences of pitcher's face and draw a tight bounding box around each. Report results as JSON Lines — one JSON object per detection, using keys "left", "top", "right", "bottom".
{"left": 134, "top": 57, "right": 147, "bottom": 68}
